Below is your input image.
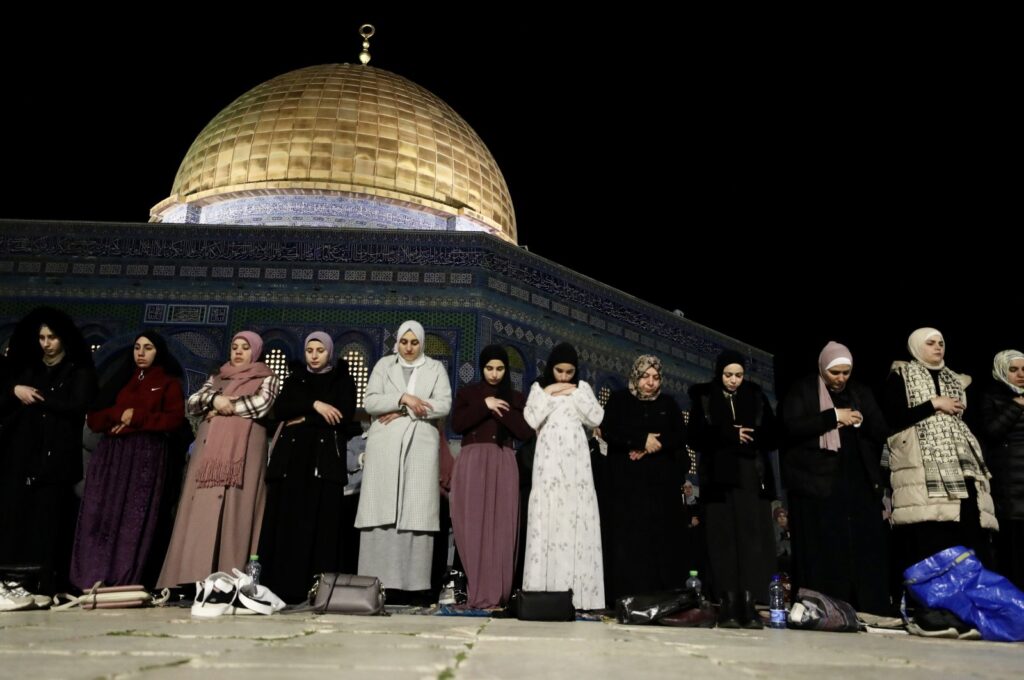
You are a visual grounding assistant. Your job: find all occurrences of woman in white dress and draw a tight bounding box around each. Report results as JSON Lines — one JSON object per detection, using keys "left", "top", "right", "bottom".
{"left": 523, "top": 342, "right": 605, "bottom": 610}
{"left": 355, "top": 320, "right": 452, "bottom": 594}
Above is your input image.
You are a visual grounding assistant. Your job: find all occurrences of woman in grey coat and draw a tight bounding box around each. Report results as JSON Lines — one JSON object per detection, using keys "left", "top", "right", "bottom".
{"left": 355, "top": 320, "right": 452, "bottom": 592}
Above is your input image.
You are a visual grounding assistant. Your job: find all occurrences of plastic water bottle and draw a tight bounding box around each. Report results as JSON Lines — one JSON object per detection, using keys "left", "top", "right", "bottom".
{"left": 245, "top": 554, "right": 261, "bottom": 587}
{"left": 684, "top": 570, "right": 703, "bottom": 601}
{"left": 768, "top": 574, "right": 787, "bottom": 629}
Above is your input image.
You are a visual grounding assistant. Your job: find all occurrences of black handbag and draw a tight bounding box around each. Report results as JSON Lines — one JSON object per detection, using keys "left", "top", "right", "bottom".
{"left": 510, "top": 589, "right": 575, "bottom": 621}
{"left": 308, "top": 573, "right": 386, "bottom": 615}
{"left": 615, "top": 589, "right": 699, "bottom": 625}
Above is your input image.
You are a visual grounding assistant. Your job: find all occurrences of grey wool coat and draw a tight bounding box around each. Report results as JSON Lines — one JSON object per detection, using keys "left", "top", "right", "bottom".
{"left": 355, "top": 355, "right": 452, "bottom": 532}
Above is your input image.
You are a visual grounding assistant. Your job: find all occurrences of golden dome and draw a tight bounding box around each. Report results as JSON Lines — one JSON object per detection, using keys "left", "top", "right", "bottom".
{"left": 152, "top": 64, "right": 516, "bottom": 242}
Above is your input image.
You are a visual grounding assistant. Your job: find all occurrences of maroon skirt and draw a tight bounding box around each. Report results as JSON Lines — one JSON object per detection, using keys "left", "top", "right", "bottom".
{"left": 450, "top": 442, "right": 519, "bottom": 608}
{"left": 70, "top": 432, "right": 167, "bottom": 591}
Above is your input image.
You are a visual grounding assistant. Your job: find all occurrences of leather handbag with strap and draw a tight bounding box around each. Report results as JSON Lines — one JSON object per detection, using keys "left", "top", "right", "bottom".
{"left": 308, "top": 573, "right": 386, "bottom": 615}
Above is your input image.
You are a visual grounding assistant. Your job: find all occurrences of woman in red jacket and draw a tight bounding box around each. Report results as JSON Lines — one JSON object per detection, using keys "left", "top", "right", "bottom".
{"left": 70, "top": 331, "right": 184, "bottom": 590}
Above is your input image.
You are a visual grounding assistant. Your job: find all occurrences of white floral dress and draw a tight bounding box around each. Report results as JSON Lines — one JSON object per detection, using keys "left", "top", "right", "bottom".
{"left": 522, "top": 380, "right": 605, "bottom": 609}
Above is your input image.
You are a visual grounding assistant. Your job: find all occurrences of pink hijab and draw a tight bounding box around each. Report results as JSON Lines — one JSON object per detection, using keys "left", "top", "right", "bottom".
{"left": 195, "top": 331, "right": 273, "bottom": 488}
{"left": 817, "top": 341, "right": 853, "bottom": 452}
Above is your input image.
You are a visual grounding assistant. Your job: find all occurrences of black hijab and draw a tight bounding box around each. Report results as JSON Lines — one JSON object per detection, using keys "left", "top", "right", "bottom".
{"left": 479, "top": 344, "right": 516, "bottom": 445}
{"left": 714, "top": 349, "right": 747, "bottom": 379}
{"left": 94, "top": 331, "right": 183, "bottom": 410}
{"left": 538, "top": 343, "right": 580, "bottom": 387}
{"left": 479, "top": 344, "right": 513, "bottom": 400}
{"left": 707, "top": 349, "right": 758, "bottom": 426}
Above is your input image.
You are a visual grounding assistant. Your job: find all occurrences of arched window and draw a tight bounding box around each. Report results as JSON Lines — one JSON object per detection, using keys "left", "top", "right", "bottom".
{"left": 264, "top": 346, "right": 291, "bottom": 380}
{"left": 598, "top": 385, "right": 612, "bottom": 407}
{"left": 424, "top": 333, "right": 452, "bottom": 373}
{"left": 84, "top": 334, "right": 106, "bottom": 354}
{"left": 504, "top": 345, "right": 526, "bottom": 392}
{"left": 79, "top": 326, "right": 110, "bottom": 356}
{"left": 341, "top": 343, "right": 370, "bottom": 408}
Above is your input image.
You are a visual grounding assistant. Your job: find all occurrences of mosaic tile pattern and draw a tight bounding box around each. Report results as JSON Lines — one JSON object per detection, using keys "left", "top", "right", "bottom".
{"left": 0, "top": 220, "right": 775, "bottom": 401}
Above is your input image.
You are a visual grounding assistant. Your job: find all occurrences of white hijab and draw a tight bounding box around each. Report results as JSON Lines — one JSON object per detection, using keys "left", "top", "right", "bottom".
{"left": 993, "top": 349, "right": 1024, "bottom": 395}
{"left": 394, "top": 320, "right": 427, "bottom": 394}
{"left": 908, "top": 327, "right": 945, "bottom": 369}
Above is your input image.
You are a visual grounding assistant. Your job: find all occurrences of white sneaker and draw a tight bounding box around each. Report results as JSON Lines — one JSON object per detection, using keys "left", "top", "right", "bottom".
{"left": 190, "top": 570, "right": 284, "bottom": 618}
{"left": 191, "top": 571, "right": 243, "bottom": 618}
{"left": 0, "top": 582, "right": 35, "bottom": 612}
{"left": 3, "top": 582, "right": 51, "bottom": 609}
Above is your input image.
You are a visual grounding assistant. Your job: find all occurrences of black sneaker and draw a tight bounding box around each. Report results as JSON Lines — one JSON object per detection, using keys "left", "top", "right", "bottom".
{"left": 439, "top": 569, "right": 467, "bottom": 606}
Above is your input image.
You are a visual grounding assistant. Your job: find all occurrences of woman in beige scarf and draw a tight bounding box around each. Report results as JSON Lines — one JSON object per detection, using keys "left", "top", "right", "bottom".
{"left": 158, "top": 331, "right": 280, "bottom": 588}
{"left": 883, "top": 328, "right": 996, "bottom": 579}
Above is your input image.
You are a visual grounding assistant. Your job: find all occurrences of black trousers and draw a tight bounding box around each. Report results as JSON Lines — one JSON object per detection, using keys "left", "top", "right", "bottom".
{"left": 704, "top": 484, "right": 776, "bottom": 602}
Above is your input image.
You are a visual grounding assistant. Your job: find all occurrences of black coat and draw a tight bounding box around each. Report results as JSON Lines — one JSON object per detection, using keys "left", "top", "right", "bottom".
{"left": 0, "top": 358, "right": 97, "bottom": 485}
{"left": 599, "top": 390, "right": 689, "bottom": 602}
{"left": 260, "top": 364, "right": 358, "bottom": 602}
{"left": 979, "top": 380, "right": 1024, "bottom": 520}
{"left": 780, "top": 375, "right": 889, "bottom": 499}
{"left": 266, "top": 366, "right": 357, "bottom": 484}
{"left": 687, "top": 380, "right": 778, "bottom": 500}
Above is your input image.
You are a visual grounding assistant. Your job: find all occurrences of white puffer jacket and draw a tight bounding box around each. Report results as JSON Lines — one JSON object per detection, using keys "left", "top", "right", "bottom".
{"left": 887, "top": 362, "right": 998, "bottom": 530}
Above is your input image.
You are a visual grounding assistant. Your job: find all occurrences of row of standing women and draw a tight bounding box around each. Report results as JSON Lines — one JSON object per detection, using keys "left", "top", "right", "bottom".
{"left": 0, "top": 313, "right": 684, "bottom": 612}
{"left": 780, "top": 330, "right": 1024, "bottom": 622}
{"left": 682, "top": 331, "right": 1023, "bottom": 625}
{"left": 1, "top": 311, "right": 1021, "bottom": 620}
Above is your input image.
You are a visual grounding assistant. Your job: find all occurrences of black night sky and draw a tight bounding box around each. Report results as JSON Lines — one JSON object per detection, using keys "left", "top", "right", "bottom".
{"left": 1, "top": 10, "right": 1014, "bottom": 399}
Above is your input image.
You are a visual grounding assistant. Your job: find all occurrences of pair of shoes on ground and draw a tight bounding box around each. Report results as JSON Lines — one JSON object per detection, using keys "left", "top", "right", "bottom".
{"left": 191, "top": 569, "right": 285, "bottom": 618}
{"left": 0, "top": 581, "right": 51, "bottom": 611}
{"left": 716, "top": 591, "right": 764, "bottom": 630}
{"left": 438, "top": 570, "right": 468, "bottom": 607}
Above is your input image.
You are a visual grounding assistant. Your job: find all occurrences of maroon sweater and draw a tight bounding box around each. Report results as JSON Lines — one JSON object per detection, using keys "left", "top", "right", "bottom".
{"left": 87, "top": 366, "right": 185, "bottom": 435}
{"left": 452, "top": 381, "right": 533, "bottom": 446}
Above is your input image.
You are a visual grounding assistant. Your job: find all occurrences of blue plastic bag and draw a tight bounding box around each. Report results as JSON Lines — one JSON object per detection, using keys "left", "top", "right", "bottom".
{"left": 904, "top": 546, "right": 1024, "bottom": 642}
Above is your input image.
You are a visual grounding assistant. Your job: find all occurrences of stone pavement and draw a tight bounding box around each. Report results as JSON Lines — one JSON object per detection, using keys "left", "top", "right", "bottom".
{"left": 0, "top": 608, "right": 1019, "bottom": 680}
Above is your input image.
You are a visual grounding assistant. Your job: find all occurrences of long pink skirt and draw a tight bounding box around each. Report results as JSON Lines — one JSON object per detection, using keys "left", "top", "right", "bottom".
{"left": 450, "top": 443, "right": 519, "bottom": 608}
{"left": 157, "top": 421, "right": 267, "bottom": 588}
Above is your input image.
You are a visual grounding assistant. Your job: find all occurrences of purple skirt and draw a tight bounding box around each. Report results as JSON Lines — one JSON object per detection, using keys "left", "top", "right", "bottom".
{"left": 450, "top": 443, "right": 519, "bottom": 608}
{"left": 69, "top": 431, "right": 167, "bottom": 591}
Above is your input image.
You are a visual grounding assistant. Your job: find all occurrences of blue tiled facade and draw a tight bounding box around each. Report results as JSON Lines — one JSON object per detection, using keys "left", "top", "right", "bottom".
{"left": 0, "top": 219, "right": 775, "bottom": 414}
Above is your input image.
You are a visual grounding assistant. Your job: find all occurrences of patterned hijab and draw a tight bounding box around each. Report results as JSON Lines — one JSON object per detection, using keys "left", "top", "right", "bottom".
{"left": 993, "top": 349, "right": 1024, "bottom": 396}
{"left": 899, "top": 360, "right": 985, "bottom": 499}
{"left": 817, "top": 341, "right": 853, "bottom": 452}
{"left": 629, "top": 354, "right": 662, "bottom": 401}
{"left": 908, "top": 328, "right": 945, "bottom": 369}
